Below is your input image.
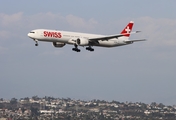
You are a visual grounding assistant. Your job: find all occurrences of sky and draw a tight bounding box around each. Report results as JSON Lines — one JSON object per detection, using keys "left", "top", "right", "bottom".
{"left": 0, "top": 0, "right": 176, "bottom": 105}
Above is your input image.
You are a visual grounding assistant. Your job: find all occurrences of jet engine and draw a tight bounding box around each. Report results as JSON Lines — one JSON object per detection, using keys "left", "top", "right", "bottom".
{"left": 53, "top": 42, "right": 65, "bottom": 47}
{"left": 76, "top": 38, "right": 89, "bottom": 46}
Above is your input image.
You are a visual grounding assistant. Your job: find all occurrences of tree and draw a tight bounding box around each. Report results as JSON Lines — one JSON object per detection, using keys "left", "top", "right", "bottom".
{"left": 24, "top": 97, "right": 30, "bottom": 101}
{"left": 10, "top": 98, "right": 18, "bottom": 104}
{"left": 158, "top": 103, "right": 165, "bottom": 108}
{"left": 32, "top": 95, "right": 39, "bottom": 101}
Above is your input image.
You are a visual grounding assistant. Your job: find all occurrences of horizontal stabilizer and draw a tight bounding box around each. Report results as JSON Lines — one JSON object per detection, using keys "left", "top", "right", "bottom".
{"left": 130, "top": 39, "right": 146, "bottom": 42}
{"left": 125, "top": 39, "right": 146, "bottom": 44}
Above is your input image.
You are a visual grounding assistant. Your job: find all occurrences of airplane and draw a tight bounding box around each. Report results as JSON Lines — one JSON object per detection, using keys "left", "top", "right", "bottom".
{"left": 27, "top": 21, "right": 145, "bottom": 52}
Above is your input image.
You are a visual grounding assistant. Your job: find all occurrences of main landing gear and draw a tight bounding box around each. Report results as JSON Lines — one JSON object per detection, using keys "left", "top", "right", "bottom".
{"left": 72, "top": 45, "right": 94, "bottom": 52}
{"left": 86, "top": 47, "right": 94, "bottom": 52}
{"left": 72, "top": 44, "right": 81, "bottom": 52}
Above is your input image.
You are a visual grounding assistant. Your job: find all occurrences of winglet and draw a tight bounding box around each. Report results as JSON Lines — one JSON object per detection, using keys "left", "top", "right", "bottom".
{"left": 121, "top": 21, "right": 134, "bottom": 37}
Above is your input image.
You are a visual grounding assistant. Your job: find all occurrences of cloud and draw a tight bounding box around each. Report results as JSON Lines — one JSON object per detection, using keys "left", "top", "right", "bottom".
{"left": 0, "top": 12, "right": 27, "bottom": 40}
{"left": 134, "top": 17, "right": 176, "bottom": 47}
{"left": 66, "top": 14, "right": 97, "bottom": 30}
{"left": 0, "top": 12, "right": 98, "bottom": 31}
{"left": 0, "top": 12, "right": 23, "bottom": 27}
{"left": 20, "top": 12, "right": 98, "bottom": 32}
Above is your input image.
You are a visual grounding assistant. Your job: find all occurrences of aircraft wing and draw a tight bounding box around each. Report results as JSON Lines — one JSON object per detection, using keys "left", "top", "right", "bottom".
{"left": 89, "top": 31, "right": 140, "bottom": 41}
{"left": 89, "top": 34, "right": 124, "bottom": 41}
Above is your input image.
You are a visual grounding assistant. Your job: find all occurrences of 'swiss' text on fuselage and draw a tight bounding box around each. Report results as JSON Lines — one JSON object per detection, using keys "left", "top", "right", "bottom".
{"left": 44, "top": 31, "right": 62, "bottom": 38}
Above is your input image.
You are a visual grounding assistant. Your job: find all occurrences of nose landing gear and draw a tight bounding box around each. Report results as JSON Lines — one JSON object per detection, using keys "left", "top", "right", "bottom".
{"left": 34, "top": 39, "right": 38, "bottom": 46}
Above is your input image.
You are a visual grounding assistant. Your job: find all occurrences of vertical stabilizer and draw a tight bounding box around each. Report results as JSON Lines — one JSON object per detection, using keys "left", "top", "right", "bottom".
{"left": 120, "top": 21, "right": 134, "bottom": 37}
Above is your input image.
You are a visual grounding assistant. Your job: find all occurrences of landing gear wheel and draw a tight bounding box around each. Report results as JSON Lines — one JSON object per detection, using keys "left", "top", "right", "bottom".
{"left": 34, "top": 39, "right": 38, "bottom": 46}
{"left": 72, "top": 48, "right": 81, "bottom": 52}
{"left": 72, "top": 44, "right": 81, "bottom": 52}
{"left": 86, "top": 47, "right": 94, "bottom": 52}
{"left": 90, "top": 49, "right": 94, "bottom": 52}
{"left": 76, "top": 49, "right": 80, "bottom": 52}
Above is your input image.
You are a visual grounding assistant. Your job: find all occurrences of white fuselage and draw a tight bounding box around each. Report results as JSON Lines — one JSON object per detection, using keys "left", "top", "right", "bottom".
{"left": 28, "top": 29, "right": 128, "bottom": 47}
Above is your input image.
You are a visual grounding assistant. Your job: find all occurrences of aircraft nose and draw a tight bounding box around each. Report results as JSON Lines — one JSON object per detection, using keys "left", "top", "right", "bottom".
{"left": 27, "top": 33, "right": 30, "bottom": 37}
{"left": 27, "top": 33, "right": 32, "bottom": 38}
{"left": 28, "top": 31, "right": 36, "bottom": 38}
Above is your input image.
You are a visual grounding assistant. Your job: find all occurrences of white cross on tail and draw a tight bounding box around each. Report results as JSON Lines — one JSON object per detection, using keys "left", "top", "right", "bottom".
{"left": 125, "top": 26, "right": 131, "bottom": 33}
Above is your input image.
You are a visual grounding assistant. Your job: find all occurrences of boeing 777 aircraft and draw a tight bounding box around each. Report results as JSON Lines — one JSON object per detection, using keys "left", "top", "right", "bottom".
{"left": 28, "top": 21, "right": 145, "bottom": 52}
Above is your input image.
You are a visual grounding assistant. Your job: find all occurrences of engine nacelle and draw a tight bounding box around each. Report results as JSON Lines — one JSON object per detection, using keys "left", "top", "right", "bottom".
{"left": 53, "top": 42, "right": 65, "bottom": 47}
{"left": 76, "top": 38, "right": 89, "bottom": 46}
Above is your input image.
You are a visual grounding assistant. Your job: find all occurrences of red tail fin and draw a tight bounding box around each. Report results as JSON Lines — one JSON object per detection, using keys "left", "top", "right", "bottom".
{"left": 121, "top": 21, "right": 134, "bottom": 37}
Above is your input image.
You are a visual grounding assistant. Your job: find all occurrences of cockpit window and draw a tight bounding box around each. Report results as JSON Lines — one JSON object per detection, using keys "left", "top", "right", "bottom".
{"left": 30, "top": 32, "right": 35, "bottom": 33}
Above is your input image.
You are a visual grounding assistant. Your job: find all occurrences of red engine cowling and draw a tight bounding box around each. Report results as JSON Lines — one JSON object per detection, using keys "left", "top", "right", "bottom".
{"left": 53, "top": 42, "right": 65, "bottom": 47}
